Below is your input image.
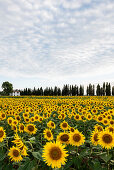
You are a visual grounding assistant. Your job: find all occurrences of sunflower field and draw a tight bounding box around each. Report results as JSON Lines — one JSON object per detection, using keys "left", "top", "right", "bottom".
{"left": 0, "top": 96, "right": 114, "bottom": 170}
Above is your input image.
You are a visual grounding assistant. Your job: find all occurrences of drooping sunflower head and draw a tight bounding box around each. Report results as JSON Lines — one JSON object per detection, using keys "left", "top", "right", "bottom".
{"left": 90, "top": 130, "right": 100, "bottom": 146}
{"left": 19, "top": 123, "right": 25, "bottom": 133}
{"left": 8, "top": 146, "right": 23, "bottom": 162}
{"left": 60, "top": 121, "right": 69, "bottom": 131}
{"left": 57, "top": 132, "right": 70, "bottom": 145}
{"left": 43, "top": 128, "right": 53, "bottom": 141}
{"left": 69, "top": 129, "right": 85, "bottom": 146}
{"left": 0, "top": 127, "right": 6, "bottom": 142}
{"left": 42, "top": 141, "right": 68, "bottom": 169}
{"left": 98, "top": 130, "right": 114, "bottom": 149}
{"left": 25, "top": 124, "right": 37, "bottom": 135}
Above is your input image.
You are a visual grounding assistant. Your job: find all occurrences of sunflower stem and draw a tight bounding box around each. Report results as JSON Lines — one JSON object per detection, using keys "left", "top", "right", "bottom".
{"left": 76, "top": 146, "right": 78, "bottom": 156}
{"left": 25, "top": 141, "right": 34, "bottom": 151}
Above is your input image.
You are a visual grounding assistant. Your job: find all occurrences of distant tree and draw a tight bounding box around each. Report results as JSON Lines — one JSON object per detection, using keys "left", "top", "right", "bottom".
{"left": 96, "top": 84, "right": 101, "bottom": 96}
{"left": 54, "top": 86, "right": 58, "bottom": 96}
{"left": 112, "top": 86, "right": 114, "bottom": 96}
{"left": 92, "top": 85, "right": 95, "bottom": 96}
{"left": 57, "top": 88, "right": 61, "bottom": 96}
{"left": 88, "top": 84, "right": 93, "bottom": 96}
{"left": 86, "top": 86, "right": 89, "bottom": 96}
{"left": 106, "top": 82, "right": 111, "bottom": 96}
{"left": 100, "top": 87, "right": 103, "bottom": 96}
{"left": 103, "top": 82, "right": 105, "bottom": 96}
{"left": 1, "top": 81, "right": 13, "bottom": 95}
{"left": 79, "top": 85, "right": 84, "bottom": 96}
{"left": 76, "top": 86, "right": 79, "bottom": 96}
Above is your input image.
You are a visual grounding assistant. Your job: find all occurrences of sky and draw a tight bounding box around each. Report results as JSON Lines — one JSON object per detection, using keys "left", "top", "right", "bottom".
{"left": 0, "top": 0, "right": 114, "bottom": 90}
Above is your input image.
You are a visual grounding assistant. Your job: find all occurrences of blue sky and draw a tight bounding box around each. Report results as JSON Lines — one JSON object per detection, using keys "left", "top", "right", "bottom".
{"left": 0, "top": 0, "right": 114, "bottom": 90}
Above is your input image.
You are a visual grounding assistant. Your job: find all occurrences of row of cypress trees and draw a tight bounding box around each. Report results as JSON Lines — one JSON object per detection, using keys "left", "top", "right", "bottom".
{"left": 20, "top": 82, "right": 114, "bottom": 96}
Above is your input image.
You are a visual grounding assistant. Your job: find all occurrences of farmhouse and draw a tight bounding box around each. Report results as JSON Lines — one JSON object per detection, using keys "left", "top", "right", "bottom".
{"left": 10, "top": 90, "right": 20, "bottom": 96}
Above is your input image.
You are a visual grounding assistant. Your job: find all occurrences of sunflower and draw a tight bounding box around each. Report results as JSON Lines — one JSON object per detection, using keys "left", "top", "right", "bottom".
{"left": 109, "top": 120, "right": 114, "bottom": 126}
{"left": 12, "top": 125, "right": 17, "bottom": 132}
{"left": 57, "top": 132, "right": 70, "bottom": 145}
{"left": 98, "top": 130, "right": 114, "bottom": 149}
{"left": 38, "top": 116, "right": 43, "bottom": 123}
{"left": 19, "top": 123, "right": 25, "bottom": 133}
{"left": 12, "top": 134, "right": 28, "bottom": 156}
{"left": 69, "top": 127, "right": 75, "bottom": 132}
{"left": 94, "top": 124, "right": 103, "bottom": 132}
{"left": 23, "top": 112, "right": 29, "bottom": 119}
{"left": 74, "top": 114, "right": 81, "bottom": 121}
{"left": 58, "top": 115, "right": 62, "bottom": 119}
{"left": 24, "top": 117, "right": 30, "bottom": 123}
{"left": 0, "top": 112, "right": 6, "bottom": 120}
{"left": 34, "top": 114, "right": 39, "bottom": 121}
{"left": 86, "top": 114, "right": 92, "bottom": 120}
{"left": 105, "top": 126, "right": 114, "bottom": 133}
{"left": 8, "top": 146, "right": 23, "bottom": 162}
{"left": 19, "top": 144, "right": 28, "bottom": 156}
{"left": 69, "top": 129, "right": 85, "bottom": 146}
{"left": 7, "top": 117, "right": 13, "bottom": 125}
{"left": 42, "top": 141, "right": 68, "bottom": 169}
{"left": 0, "top": 127, "right": 6, "bottom": 142}
{"left": 102, "top": 118, "right": 109, "bottom": 126}
{"left": 15, "top": 115, "right": 21, "bottom": 122}
{"left": 90, "top": 130, "right": 99, "bottom": 146}
{"left": 47, "top": 121, "right": 56, "bottom": 129}
{"left": 60, "top": 121, "right": 69, "bottom": 131}
{"left": 43, "top": 129, "right": 53, "bottom": 141}
{"left": 97, "top": 115, "right": 103, "bottom": 122}
{"left": 25, "top": 124, "right": 37, "bottom": 135}
{"left": 30, "top": 117, "right": 35, "bottom": 123}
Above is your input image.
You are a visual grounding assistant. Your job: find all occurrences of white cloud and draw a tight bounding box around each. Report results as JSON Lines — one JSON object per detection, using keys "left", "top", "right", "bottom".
{"left": 0, "top": 0, "right": 114, "bottom": 88}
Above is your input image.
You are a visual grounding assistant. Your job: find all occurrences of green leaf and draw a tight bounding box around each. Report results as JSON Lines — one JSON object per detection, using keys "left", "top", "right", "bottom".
{"left": 99, "top": 153, "right": 112, "bottom": 163}
{"left": 32, "top": 150, "right": 43, "bottom": 161}
{"left": 0, "top": 149, "right": 6, "bottom": 161}
{"left": 92, "top": 160, "right": 102, "bottom": 170}
{"left": 79, "top": 149, "right": 91, "bottom": 158}
{"left": 63, "top": 158, "right": 73, "bottom": 170}
{"left": 0, "top": 142, "right": 6, "bottom": 148}
{"left": 18, "top": 158, "right": 35, "bottom": 170}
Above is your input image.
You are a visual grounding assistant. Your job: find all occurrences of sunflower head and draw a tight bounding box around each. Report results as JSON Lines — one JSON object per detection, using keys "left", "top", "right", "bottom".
{"left": 57, "top": 132, "right": 70, "bottom": 145}
{"left": 19, "top": 123, "right": 25, "bottom": 133}
{"left": 8, "top": 146, "right": 23, "bottom": 162}
{"left": 91, "top": 130, "right": 100, "bottom": 146}
{"left": 0, "top": 127, "right": 6, "bottom": 142}
{"left": 42, "top": 141, "right": 68, "bottom": 169}
{"left": 69, "top": 129, "right": 85, "bottom": 146}
{"left": 60, "top": 121, "right": 69, "bottom": 131}
{"left": 43, "top": 128, "right": 53, "bottom": 141}
{"left": 25, "top": 124, "right": 37, "bottom": 135}
{"left": 98, "top": 130, "right": 114, "bottom": 149}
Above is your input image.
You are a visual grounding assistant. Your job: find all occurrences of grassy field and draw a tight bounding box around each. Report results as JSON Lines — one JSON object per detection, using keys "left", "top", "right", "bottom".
{"left": 0, "top": 96, "right": 114, "bottom": 170}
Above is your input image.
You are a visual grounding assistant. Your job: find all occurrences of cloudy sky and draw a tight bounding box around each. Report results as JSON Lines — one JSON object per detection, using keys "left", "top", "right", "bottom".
{"left": 0, "top": 0, "right": 114, "bottom": 90}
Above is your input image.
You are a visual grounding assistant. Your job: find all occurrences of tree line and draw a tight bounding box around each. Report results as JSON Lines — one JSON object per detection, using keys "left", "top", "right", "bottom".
{"left": 20, "top": 82, "right": 114, "bottom": 96}
{"left": 1, "top": 81, "right": 114, "bottom": 96}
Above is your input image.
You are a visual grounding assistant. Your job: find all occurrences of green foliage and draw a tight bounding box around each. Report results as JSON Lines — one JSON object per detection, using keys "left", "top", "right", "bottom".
{"left": 1, "top": 81, "right": 13, "bottom": 95}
